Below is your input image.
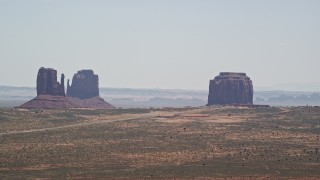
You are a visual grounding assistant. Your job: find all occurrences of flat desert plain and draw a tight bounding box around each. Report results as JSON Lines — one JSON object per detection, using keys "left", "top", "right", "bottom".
{"left": 0, "top": 106, "right": 319, "bottom": 179}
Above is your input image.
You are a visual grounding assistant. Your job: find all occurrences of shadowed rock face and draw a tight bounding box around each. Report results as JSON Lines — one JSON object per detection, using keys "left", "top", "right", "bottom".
{"left": 208, "top": 72, "right": 253, "bottom": 105}
{"left": 36, "top": 67, "right": 65, "bottom": 96}
{"left": 67, "top": 70, "right": 99, "bottom": 99}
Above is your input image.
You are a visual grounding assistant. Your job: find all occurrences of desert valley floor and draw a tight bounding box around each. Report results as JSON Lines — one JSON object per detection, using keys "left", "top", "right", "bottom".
{"left": 0, "top": 106, "right": 319, "bottom": 179}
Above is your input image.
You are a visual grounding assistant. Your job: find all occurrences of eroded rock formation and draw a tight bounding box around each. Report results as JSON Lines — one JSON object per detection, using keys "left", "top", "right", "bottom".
{"left": 20, "top": 68, "right": 114, "bottom": 109}
{"left": 36, "top": 67, "right": 65, "bottom": 96}
{"left": 67, "top": 70, "right": 99, "bottom": 99}
{"left": 208, "top": 72, "right": 253, "bottom": 105}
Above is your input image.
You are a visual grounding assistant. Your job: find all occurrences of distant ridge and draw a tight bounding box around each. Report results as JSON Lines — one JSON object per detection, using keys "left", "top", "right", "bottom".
{"left": 256, "top": 82, "right": 320, "bottom": 92}
{"left": 1, "top": 85, "right": 320, "bottom": 108}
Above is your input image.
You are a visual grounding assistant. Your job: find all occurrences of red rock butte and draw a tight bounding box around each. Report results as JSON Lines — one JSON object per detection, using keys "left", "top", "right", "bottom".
{"left": 207, "top": 72, "right": 253, "bottom": 105}
{"left": 36, "top": 67, "right": 65, "bottom": 96}
{"left": 19, "top": 67, "right": 114, "bottom": 109}
{"left": 67, "top": 70, "right": 99, "bottom": 99}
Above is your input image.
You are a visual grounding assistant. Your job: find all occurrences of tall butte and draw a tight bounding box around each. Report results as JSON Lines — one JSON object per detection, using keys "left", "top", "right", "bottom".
{"left": 19, "top": 67, "right": 78, "bottom": 108}
{"left": 66, "top": 69, "right": 114, "bottom": 109}
{"left": 207, "top": 72, "right": 253, "bottom": 105}
{"left": 67, "top": 70, "right": 99, "bottom": 99}
{"left": 36, "top": 67, "right": 65, "bottom": 96}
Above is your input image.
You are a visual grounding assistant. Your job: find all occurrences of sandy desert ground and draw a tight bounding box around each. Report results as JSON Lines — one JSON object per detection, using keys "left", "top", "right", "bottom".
{"left": 0, "top": 106, "right": 319, "bottom": 179}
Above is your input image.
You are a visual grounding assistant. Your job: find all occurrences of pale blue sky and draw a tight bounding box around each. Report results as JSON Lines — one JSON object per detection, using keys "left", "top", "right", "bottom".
{"left": 0, "top": 0, "right": 319, "bottom": 90}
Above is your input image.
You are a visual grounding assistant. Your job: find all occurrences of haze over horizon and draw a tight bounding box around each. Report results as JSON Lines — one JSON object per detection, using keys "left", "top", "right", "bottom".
{"left": 1, "top": 0, "right": 319, "bottom": 91}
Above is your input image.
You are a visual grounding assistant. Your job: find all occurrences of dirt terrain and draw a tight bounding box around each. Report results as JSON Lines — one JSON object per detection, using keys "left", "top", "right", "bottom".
{"left": 0, "top": 106, "right": 319, "bottom": 179}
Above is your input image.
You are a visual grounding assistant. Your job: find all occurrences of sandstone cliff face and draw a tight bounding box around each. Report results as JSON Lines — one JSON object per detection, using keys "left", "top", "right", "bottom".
{"left": 67, "top": 70, "right": 99, "bottom": 99}
{"left": 36, "top": 67, "right": 65, "bottom": 96}
{"left": 208, "top": 72, "right": 253, "bottom": 105}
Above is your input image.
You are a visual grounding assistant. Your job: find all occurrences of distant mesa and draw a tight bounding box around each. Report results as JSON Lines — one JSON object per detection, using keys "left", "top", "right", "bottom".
{"left": 20, "top": 67, "right": 75, "bottom": 109}
{"left": 37, "top": 67, "right": 65, "bottom": 96}
{"left": 19, "top": 67, "right": 114, "bottom": 109}
{"left": 67, "top": 69, "right": 114, "bottom": 109}
{"left": 67, "top": 70, "right": 99, "bottom": 99}
{"left": 207, "top": 72, "right": 253, "bottom": 105}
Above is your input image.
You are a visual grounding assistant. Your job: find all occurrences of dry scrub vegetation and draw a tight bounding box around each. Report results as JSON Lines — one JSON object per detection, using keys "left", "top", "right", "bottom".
{"left": 0, "top": 106, "right": 319, "bottom": 179}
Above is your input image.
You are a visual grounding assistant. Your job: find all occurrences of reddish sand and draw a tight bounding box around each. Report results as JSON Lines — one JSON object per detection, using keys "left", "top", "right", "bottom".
{"left": 19, "top": 95, "right": 114, "bottom": 109}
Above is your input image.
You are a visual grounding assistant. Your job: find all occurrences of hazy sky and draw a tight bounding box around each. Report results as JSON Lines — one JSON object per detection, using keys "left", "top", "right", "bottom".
{"left": 0, "top": 0, "right": 319, "bottom": 90}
